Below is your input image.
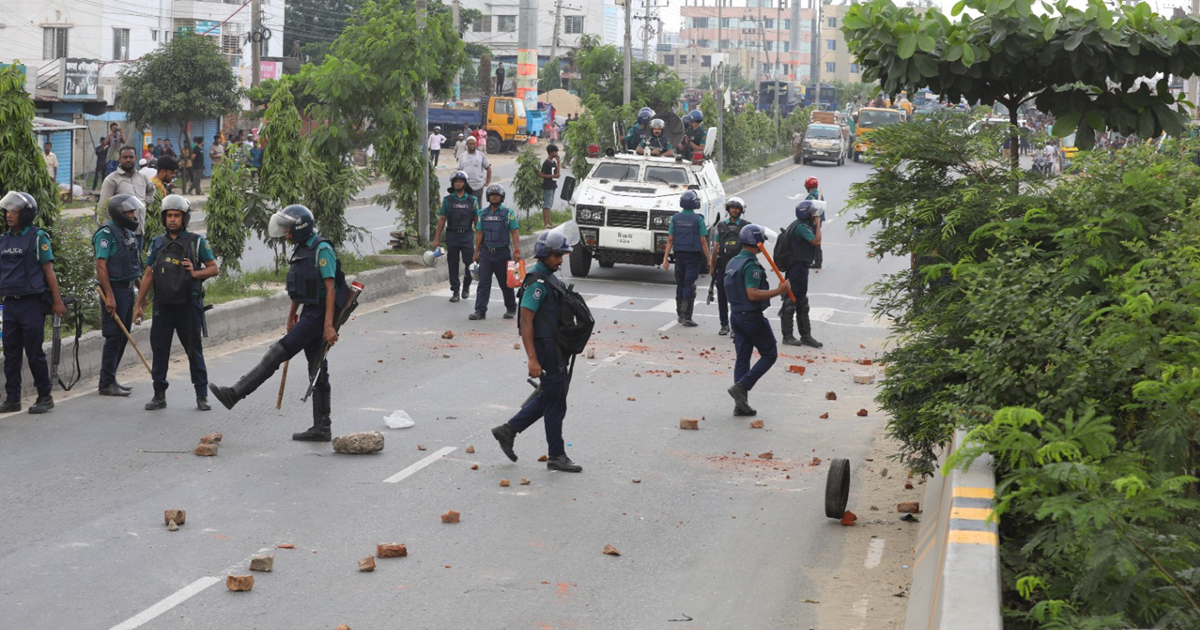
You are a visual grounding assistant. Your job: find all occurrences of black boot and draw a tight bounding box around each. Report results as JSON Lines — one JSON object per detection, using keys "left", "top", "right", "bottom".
{"left": 547, "top": 454, "right": 583, "bottom": 472}
{"left": 492, "top": 423, "right": 518, "bottom": 462}
{"left": 0, "top": 399, "right": 20, "bottom": 413}
{"left": 780, "top": 297, "right": 800, "bottom": 345}
{"left": 209, "top": 343, "right": 289, "bottom": 410}
{"left": 675, "top": 298, "right": 685, "bottom": 323}
{"left": 145, "top": 391, "right": 167, "bottom": 411}
{"left": 681, "top": 298, "right": 698, "bottom": 327}
{"left": 293, "top": 386, "right": 332, "bottom": 441}
{"left": 727, "top": 383, "right": 756, "bottom": 416}
{"left": 719, "top": 324, "right": 730, "bottom": 336}
{"left": 196, "top": 396, "right": 211, "bottom": 411}
{"left": 798, "top": 299, "right": 824, "bottom": 349}
{"left": 28, "top": 395, "right": 54, "bottom": 414}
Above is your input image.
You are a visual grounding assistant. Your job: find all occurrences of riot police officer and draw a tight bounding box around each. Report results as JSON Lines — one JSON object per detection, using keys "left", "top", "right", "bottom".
{"left": 661, "top": 190, "right": 710, "bottom": 327}
{"left": 636, "top": 119, "right": 674, "bottom": 157}
{"left": 805, "top": 176, "right": 825, "bottom": 269}
{"left": 134, "top": 195, "right": 220, "bottom": 411}
{"left": 0, "top": 192, "right": 68, "bottom": 414}
{"left": 725, "top": 224, "right": 790, "bottom": 416}
{"left": 491, "top": 230, "right": 583, "bottom": 473}
{"left": 469, "top": 184, "right": 521, "bottom": 321}
{"left": 625, "top": 106, "right": 655, "bottom": 151}
{"left": 94, "top": 194, "right": 145, "bottom": 397}
{"left": 709, "top": 196, "right": 749, "bottom": 336}
{"left": 779, "top": 200, "right": 824, "bottom": 348}
{"left": 209, "top": 205, "right": 349, "bottom": 442}
{"left": 432, "top": 170, "right": 478, "bottom": 303}
{"left": 681, "top": 110, "right": 706, "bottom": 154}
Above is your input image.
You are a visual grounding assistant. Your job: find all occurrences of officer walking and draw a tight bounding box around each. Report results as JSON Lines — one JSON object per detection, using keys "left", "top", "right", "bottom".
{"left": 680, "top": 110, "right": 707, "bottom": 154}
{"left": 779, "top": 200, "right": 824, "bottom": 348}
{"left": 94, "top": 194, "right": 145, "bottom": 397}
{"left": 661, "top": 190, "right": 710, "bottom": 327}
{"left": 209, "top": 205, "right": 349, "bottom": 442}
{"left": 725, "top": 224, "right": 790, "bottom": 417}
{"left": 708, "top": 197, "right": 749, "bottom": 336}
{"left": 625, "top": 107, "right": 654, "bottom": 151}
{"left": 432, "top": 171, "right": 478, "bottom": 303}
{"left": 804, "top": 176, "right": 825, "bottom": 269}
{"left": 491, "top": 231, "right": 583, "bottom": 473}
{"left": 0, "top": 192, "right": 68, "bottom": 414}
{"left": 469, "top": 184, "right": 521, "bottom": 321}
{"left": 636, "top": 119, "right": 675, "bottom": 157}
{"left": 133, "top": 195, "right": 220, "bottom": 411}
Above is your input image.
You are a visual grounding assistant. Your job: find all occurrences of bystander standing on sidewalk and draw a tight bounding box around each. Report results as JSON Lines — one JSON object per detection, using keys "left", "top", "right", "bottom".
{"left": 188, "top": 137, "right": 205, "bottom": 196}
{"left": 105, "top": 123, "right": 124, "bottom": 175}
{"left": 42, "top": 142, "right": 59, "bottom": 182}
{"left": 208, "top": 135, "right": 225, "bottom": 171}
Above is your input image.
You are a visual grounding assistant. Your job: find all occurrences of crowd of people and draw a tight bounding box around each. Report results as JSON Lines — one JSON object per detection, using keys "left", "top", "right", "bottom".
{"left": 89, "top": 124, "right": 264, "bottom": 197}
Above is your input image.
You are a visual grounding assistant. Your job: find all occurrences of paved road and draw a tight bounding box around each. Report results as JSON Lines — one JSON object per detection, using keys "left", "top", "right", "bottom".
{"left": 0, "top": 159, "right": 907, "bottom": 629}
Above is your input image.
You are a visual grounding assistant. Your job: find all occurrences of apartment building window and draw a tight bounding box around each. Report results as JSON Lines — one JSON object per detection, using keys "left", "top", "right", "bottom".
{"left": 721, "top": 18, "right": 731, "bottom": 27}
{"left": 783, "top": 19, "right": 791, "bottom": 29}
{"left": 763, "top": 18, "right": 775, "bottom": 29}
{"left": 783, "top": 41, "right": 790, "bottom": 52}
{"left": 222, "top": 22, "right": 244, "bottom": 67}
{"left": 827, "top": 39, "right": 836, "bottom": 50}
{"left": 826, "top": 61, "right": 835, "bottom": 73}
{"left": 565, "top": 16, "right": 584, "bottom": 34}
{"left": 693, "top": 17, "right": 709, "bottom": 29}
{"left": 850, "top": 63, "right": 861, "bottom": 74}
{"left": 720, "top": 39, "right": 731, "bottom": 49}
{"left": 473, "top": 15, "right": 491, "bottom": 32}
{"left": 43, "top": 27, "right": 69, "bottom": 59}
{"left": 764, "top": 41, "right": 773, "bottom": 52}
{"left": 696, "top": 39, "right": 711, "bottom": 47}
{"left": 701, "top": 55, "right": 712, "bottom": 67}
{"left": 664, "top": 55, "right": 675, "bottom": 66}
{"left": 113, "top": 28, "right": 130, "bottom": 60}
{"left": 497, "top": 15, "right": 516, "bottom": 32}
{"left": 827, "top": 17, "right": 838, "bottom": 28}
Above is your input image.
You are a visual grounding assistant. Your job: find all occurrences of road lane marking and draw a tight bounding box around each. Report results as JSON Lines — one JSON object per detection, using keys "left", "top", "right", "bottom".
{"left": 648, "top": 299, "right": 677, "bottom": 313}
{"left": 107, "top": 577, "right": 221, "bottom": 630}
{"left": 585, "top": 294, "right": 628, "bottom": 309}
{"left": 852, "top": 593, "right": 870, "bottom": 629}
{"left": 383, "top": 446, "right": 457, "bottom": 483}
{"left": 657, "top": 320, "right": 678, "bottom": 332}
{"left": 863, "top": 538, "right": 886, "bottom": 569}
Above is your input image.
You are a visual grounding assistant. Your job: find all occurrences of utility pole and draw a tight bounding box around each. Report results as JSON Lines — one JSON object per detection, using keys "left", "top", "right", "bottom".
{"left": 772, "top": 1, "right": 780, "bottom": 130}
{"left": 622, "top": 0, "right": 632, "bottom": 106}
{"left": 790, "top": 0, "right": 800, "bottom": 85}
{"left": 516, "top": 0, "right": 539, "bottom": 113}
{"left": 550, "top": 0, "right": 562, "bottom": 61}
{"left": 812, "top": 0, "right": 820, "bottom": 109}
{"left": 417, "top": 0, "right": 430, "bottom": 243}
{"left": 251, "top": 0, "right": 261, "bottom": 86}
{"left": 452, "top": 0, "right": 461, "bottom": 101}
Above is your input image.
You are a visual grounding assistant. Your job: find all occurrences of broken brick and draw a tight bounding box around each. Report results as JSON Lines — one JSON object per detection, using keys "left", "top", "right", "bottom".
{"left": 167, "top": 520, "right": 178, "bottom": 531}
{"left": 858, "top": 358, "right": 873, "bottom": 365}
{"left": 810, "top": 457, "right": 822, "bottom": 466}
{"left": 749, "top": 420, "right": 764, "bottom": 429}
{"left": 537, "top": 455, "right": 548, "bottom": 462}
{"left": 586, "top": 347, "right": 595, "bottom": 359}
{"left": 441, "top": 330, "right": 454, "bottom": 340}
{"left": 376, "top": 543, "right": 408, "bottom": 558}
{"left": 249, "top": 555, "right": 274, "bottom": 572}
{"left": 441, "top": 510, "right": 461, "bottom": 524}
{"left": 194, "top": 443, "right": 217, "bottom": 457}
{"left": 679, "top": 418, "right": 699, "bottom": 430}
{"left": 336, "top": 625, "right": 353, "bottom": 630}
{"left": 513, "top": 343, "right": 520, "bottom": 349}
{"left": 853, "top": 373, "right": 875, "bottom": 385}
{"left": 788, "top": 365, "right": 806, "bottom": 374}
{"left": 499, "top": 479, "right": 511, "bottom": 487}
{"left": 226, "top": 575, "right": 254, "bottom": 591}
{"left": 905, "top": 481, "right": 914, "bottom": 490}
{"left": 465, "top": 446, "right": 475, "bottom": 454}
{"left": 470, "top": 464, "right": 479, "bottom": 470}
{"left": 417, "top": 445, "right": 426, "bottom": 451}
{"left": 277, "top": 544, "right": 295, "bottom": 549}
{"left": 840, "top": 511, "right": 858, "bottom": 526}
{"left": 358, "top": 557, "right": 376, "bottom": 572}
{"left": 602, "top": 544, "right": 621, "bottom": 556}
{"left": 857, "top": 409, "right": 869, "bottom": 417}
{"left": 897, "top": 502, "right": 921, "bottom": 514}
{"left": 825, "top": 391, "right": 838, "bottom": 401}
{"left": 759, "top": 452, "right": 773, "bottom": 460}
{"left": 819, "top": 413, "right": 829, "bottom": 419}
{"left": 520, "top": 478, "right": 531, "bottom": 485}
{"left": 164, "top": 509, "right": 186, "bottom": 526}
{"left": 199, "top": 433, "right": 222, "bottom": 445}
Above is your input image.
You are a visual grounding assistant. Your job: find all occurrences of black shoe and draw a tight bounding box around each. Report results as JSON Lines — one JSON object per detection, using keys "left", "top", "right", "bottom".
{"left": 145, "top": 392, "right": 167, "bottom": 411}
{"left": 503, "top": 310, "right": 516, "bottom": 320}
{"left": 469, "top": 311, "right": 485, "bottom": 320}
{"left": 196, "top": 397, "right": 211, "bottom": 411}
{"left": 727, "top": 383, "right": 756, "bottom": 416}
{"left": 449, "top": 293, "right": 460, "bottom": 303}
{"left": 115, "top": 383, "right": 133, "bottom": 392}
{"left": 462, "top": 287, "right": 470, "bottom": 299}
{"left": 492, "top": 424, "right": 518, "bottom": 462}
{"left": 28, "top": 395, "right": 53, "bottom": 414}
{"left": 782, "top": 336, "right": 803, "bottom": 346}
{"left": 99, "top": 384, "right": 131, "bottom": 397}
{"left": 547, "top": 454, "right": 583, "bottom": 473}
{"left": 208, "top": 384, "right": 237, "bottom": 410}
{"left": 292, "top": 426, "right": 332, "bottom": 442}
{"left": 681, "top": 317, "right": 698, "bottom": 327}
{"left": 0, "top": 399, "right": 20, "bottom": 413}
{"left": 719, "top": 325, "right": 730, "bottom": 336}
{"left": 800, "top": 336, "right": 824, "bottom": 349}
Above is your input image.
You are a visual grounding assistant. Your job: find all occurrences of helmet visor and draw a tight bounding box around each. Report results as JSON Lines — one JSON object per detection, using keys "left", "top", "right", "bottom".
{"left": 161, "top": 194, "right": 190, "bottom": 213}
{"left": 807, "top": 199, "right": 827, "bottom": 215}
{"left": 0, "top": 191, "right": 27, "bottom": 213}
{"left": 268, "top": 211, "right": 297, "bottom": 238}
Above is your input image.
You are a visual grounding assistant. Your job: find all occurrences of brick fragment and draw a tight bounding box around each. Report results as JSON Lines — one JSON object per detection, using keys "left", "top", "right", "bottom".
{"left": 858, "top": 358, "right": 873, "bottom": 365}
{"left": 226, "top": 575, "right": 254, "bottom": 591}
{"left": 537, "top": 455, "right": 548, "bottom": 462}
{"left": 825, "top": 391, "right": 837, "bottom": 401}
{"left": 441, "top": 330, "right": 454, "bottom": 339}
{"left": 853, "top": 373, "right": 875, "bottom": 384}
{"left": 520, "top": 478, "right": 531, "bottom": 485}
{"left": 602, "top": 544, "right": 621, "bottom": 556}
{"left": 199, "top": 433, "right": 222, "bottom": 444}
{"left": 788, "top": 365, "right": 806, "bottom": 374}
{"left": 358, "top": 557, "right": 376, "bottom": 572}
{"left": 441, "top": 510, "right": 461, "bottom": 524}
{"left": 336, "top": 624, "right": 353, "bottom": 630}
{"left": 499, "top": 479, "right": 511, "bottom": 487}
{"left": 904, "top": 481, "right": 914, "bottom": 490}
{"left": 819, "top": 413, "right": 829, "bottom": 419}
{"left": 249, "top": 555, "right": 274, "bottom": 572}
{"left": 470, "top": 464, "right": 479, "bottom": 470}
{"left": 277, "top": 544, "right": 295, "bottom": 549}
{"left": 376, "top": 543, "right": 408, "bottom": 558}
{"left": 749, "top": 420, "right": 764, "bottom": 429}
{"left": 164, "top": 509, "right": 186, "bottom": 526}
{"left": 759, "top": 452, "right": 773, "bottom": 460}
{"left": 857, "top": 409, "right": 869, "bottom": 417}
{"left": 465, "top": 445, "right": 475, "bottom": 454}
{"left": 194, "top": 443, "right": 217, "bottom": 456}
{"left": 840, "top": 511, "right": 858, "bottom": 526}
{"left": 679, "top": 418, "right": 699, "bottom": 430}
{"left": 897, "top": 502, "right": 921, "bottom": 514}
{"left": 586, "top": 347, "right": 595, "bottom": 359}
{"left": 810, "top": 457, "right": 822, "bottom": 466}
{"left": 167, "top": 520, "right": 178, "bottom": 531}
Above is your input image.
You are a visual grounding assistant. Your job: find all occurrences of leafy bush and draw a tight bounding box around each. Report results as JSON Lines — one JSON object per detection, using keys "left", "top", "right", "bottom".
{"left": 512, "top": 147, "right": 544, "bottom": 218}
{"left": 0, "top": 64, "right": 60, "bottom": 229}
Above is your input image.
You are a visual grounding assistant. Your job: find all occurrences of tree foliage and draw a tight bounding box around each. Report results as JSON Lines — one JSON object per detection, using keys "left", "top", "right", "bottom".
{"left": 204, "top": 148, "right": 252, "bottom": 273}
{"left": 259, "top": 82, "right": 305, "bottom": 209}
{"left": 0, "top": 64, "right": 60, "bottom": 229}
{"left": 574, "top": 34, "right": 684, "bottom": 114}
{"left": 286, "top": 0, "right": 481, "bottom": 64}
{"left": 512, "top": 148, "right": 544, "bottom": 218}
{"left": 539, "top": 57, "right": 562, "bottom": 92}
{"left": 116, "top": 34, "right": 240, "bottom": 143}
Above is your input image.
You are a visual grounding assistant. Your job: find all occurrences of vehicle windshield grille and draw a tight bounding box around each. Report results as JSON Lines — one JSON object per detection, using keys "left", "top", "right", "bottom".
{"left": 607, "top": 209, "right": 648, "bottom": 229}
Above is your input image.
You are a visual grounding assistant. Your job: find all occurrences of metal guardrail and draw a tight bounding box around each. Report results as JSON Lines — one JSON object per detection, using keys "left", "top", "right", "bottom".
{"left": 905, "top": 429, "right": 1003, "bottom": 630}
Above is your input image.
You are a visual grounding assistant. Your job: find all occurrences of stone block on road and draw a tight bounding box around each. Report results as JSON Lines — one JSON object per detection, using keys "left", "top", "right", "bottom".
{"left": 853, "top": 373, "right": 875, "bottom": 384}
{"left": 226, "top": 575, "right": 254, "bottom": 591}
{"left": 199, "top": 433, "right": 223, "bottom": 444}
{"left": 679, "top": 418, "right": 699, "bottom": 430}
{"left": 358, "top": 557, "right": 376, "bottom": 572}
{"left": 333, "top": 431, "right": 385, "bottom": 454}
{"left": 249, "top": 555, "right": 274, "bottom": 572}
{"left": 194, "top": 443, "right": 218, "bottom": 456}
{"left": 376, "top": 543, "right": 408, "bottom": 558}
{"left": 163, "top": 509, "right": 186, "bottom": 526}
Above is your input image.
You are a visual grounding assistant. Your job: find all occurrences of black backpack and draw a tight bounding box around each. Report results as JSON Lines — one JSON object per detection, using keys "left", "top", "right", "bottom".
{"left": 153, "top": 234, "right": 199, "bottom": 306}
{"left": 773, "top": 219, "right": 801, "bottom": 271}
{"left": 517, "top": 272, "right": 595, "bottom": 356}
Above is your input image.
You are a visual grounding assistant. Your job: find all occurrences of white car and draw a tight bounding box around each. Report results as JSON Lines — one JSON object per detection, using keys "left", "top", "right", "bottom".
{"left": 567, "top": 128, "right": 724, "bottom": 277}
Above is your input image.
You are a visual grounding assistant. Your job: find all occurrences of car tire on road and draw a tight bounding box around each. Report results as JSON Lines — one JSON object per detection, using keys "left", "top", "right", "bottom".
{"left": 569, "top": 247, "right": 592, "bottom": 278}
{"left": 825, "top": 458, "right": 851, "bottom": 519}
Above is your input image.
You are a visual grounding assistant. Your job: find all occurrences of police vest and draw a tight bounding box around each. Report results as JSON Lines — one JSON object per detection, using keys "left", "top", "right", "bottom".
{"left": 0, "top": 228, "right": 47, "bottom": 297}
{"left": 643, "top": 134, "right": 670, "bottom": 152}
{"left": 522, "top": 273, "right": 564, "bottom": 340}
{"left": 445, "top": 194, "right": 476, "bottom": 231}
{"left": 792, "top": 221, "right": 818, "bottom": 268}
{"left": 479, "top": 206, "right": 511, "bottom": 248}
{"left": 716, "top": 218, "right": 747, "bottom": 268}
{"left": 724, "top": 255, "right": 770, "bottom": 313}
{"left": 96, "top": 223, "right": 140, "bottom": 281}
{"left": 287, "top": 236, "right": 348, "bottom": 307}
{"left": 687, "top": 127, "right": 706, "bottom": 148}
{"left": 671, "top": 211, "right": 702, "bottom": 252}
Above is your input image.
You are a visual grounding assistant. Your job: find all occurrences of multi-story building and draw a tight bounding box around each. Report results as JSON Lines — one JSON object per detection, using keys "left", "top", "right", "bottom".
{"left": 462, "top": 0, "right": 606, "bottom": 62}
{"left": 818, "top": 4, "right": 863, "bottom": 85}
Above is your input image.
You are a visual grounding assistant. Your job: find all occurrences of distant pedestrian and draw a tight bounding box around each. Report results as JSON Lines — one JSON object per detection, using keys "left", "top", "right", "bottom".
{"left": 454, "top": 133, "right": 467, "bottom": 160}
{"left": 42, "top": 142, "right": 59, "bottom": 182}
{"left": 475, "top": 126, "right": 489, "bottom": 153}
{"left": 153, "top": 139, "right": 164, "bottom": 159}
{"left": 189, "top": 137, "right": 205, "bottom": 195}
{"left": 161, "top": 139, "right": 176, "bottom": 158}
{"left": 208, "top": 135, "right": 225, "bottom": 170}
{"left": 92, "top": 137, "right": 110, "bottom": 189}
{"left": 152, "top": 156, "right": 178, "bottom": 198}
{"left": 539, "top": 144, "right": 560, "bottom": 229}
{"left": 99, "top": 145, "right": 155, "bottom": 252}
{"left": 456, "top": 136, "right": 492, "bottom": 197}
{"left": 724, "top": 224, "right": 789, "bottom": 417}
{"left": 105, "top": 123, "right": 124, "bottom": 175}
{"left": 249, "top": 140, "right": 264, "bottom": 170}
{"left": 428, "top": 126, "right": 447, "bottom": 167}
{"left": 495, "top": 63, "right": 506, "bottom": 94}
{"left": 177, "top": 144, "right": 193, "bottom": 194}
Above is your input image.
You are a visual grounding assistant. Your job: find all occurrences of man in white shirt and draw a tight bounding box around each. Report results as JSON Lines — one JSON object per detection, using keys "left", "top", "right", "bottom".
{"left": 454, "top": 133, "right": 467, "bottom": 160}
{"left": 456, "top": 136, "right": 491, "bottom": 197}
{"left": 428, "top": 126, "right": 447, "bottom": 167}
{"left": 43, "top": 142, "right": 59, "bottom": 181}
{"left": 100, "top": 145, "right": 155, "bottom": 251}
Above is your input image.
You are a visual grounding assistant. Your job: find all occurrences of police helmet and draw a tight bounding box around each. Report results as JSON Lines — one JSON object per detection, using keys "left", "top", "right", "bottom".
{"left": 450, "top": 170, "right": 469, "bottom": 185}
{"left": 107, "top": 194, "right": 144, "bottom": 231}
{"left": 805, "top": 176, "right": 819, "bottom": 190}
{"left": 637, "top": 107, "right": 655, "bottom": 126}
{"left": 0, "top": 191, "right": 39, "bottom": 228}
{"left": 484, "top": 183, "right": 506, "bottom": 204}
{"left": 469, "top": 262, "right": 480, "bottom": 281}
{"left": 725, "top": 196, "right": 746, "bottom": 214}
{"left": 161, "top": 194, "right": 192, "bottom": 230}
{"left": 650, "top": 118, "right": 665, "bottom": 130}
{"left": 737, "top": 223, "right": 767, "bottom": 247}
{"left": 268, "top": 204, "right": 316, "bottom": 241}
{"left": 679, "top": 190, "right": 701, "bottom": 210}
{"left": 795, "top": 199, "right": 827, "bottom": 220}
{"left": 534, "top": 230, "right": 573, "bottom": 258}
{"left": 686, "top": 110, "right": 704, "bottom": 125}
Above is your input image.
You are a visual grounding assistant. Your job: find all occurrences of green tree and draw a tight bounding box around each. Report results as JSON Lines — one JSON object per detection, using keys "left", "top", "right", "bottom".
{"left": 563, "top": 108, "right": 598, "bottom": 180}
{"left": 301, "top": 138, "right": 368, "bottom": 249}
{"left": 259, "top": 81, "right": 305, "bottom": 209}
{"left": 512, "top": 148, "right": 544, "bottom": 218}
{"left": 539, "top": 57, "right": 562, "bottom": 92}
{"left": 0, "top": 64, "right": 60, "bottom": 228}
{"left": 286, "top": 0, "right": 481, "bottom": 64}
{"left": 574, "top": 34, "right": 684, "bottom": 114}
{"left": 843, "top": 0, "right": 1200, "bottom": 174}
{"left": 204, "top": 148, "right": 252, "bottom": 273}
{"left": 116, "top": 33, "right": 240, "bottom": 149}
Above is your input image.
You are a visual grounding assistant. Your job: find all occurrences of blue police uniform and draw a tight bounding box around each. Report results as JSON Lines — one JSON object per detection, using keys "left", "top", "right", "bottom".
{"left": 806, "top": 189, "right": 825, "bottom": 268}
{"left": 474, "top": 204, "right": 519, "bottom": 316}
{"left": 504, "top": 261, "right": 569, "bottom": 457}
{"left": 668, "top": 208, "right": 707, "bottom": 302}
{"left": 94, "top": 222, "right": 142, "bottom": 390}
{"left": 713, "top": 217, "right": 748, "bottom": 330}
{"left": 685, "top": 125, "right": 707, "bottom": 152}
{"left": 144, "top": 232, "right": 215, "bottom": 397}
{"left": 0, "top": 226, "right": 54, "bottom": 400}
{"left": 624, "top": 123, "right": 646, "bottom": 151}
{"left": 779, "top": 221, "right": 819, "bottom": 343}
{"left": 439, "top": 191, "right": 478, "bottom": 295}
{"left": 724, "top": 250, "right": 778, "bottom": 391}
{"left": 281, "top": 234, "right": 344, "bottom": 396}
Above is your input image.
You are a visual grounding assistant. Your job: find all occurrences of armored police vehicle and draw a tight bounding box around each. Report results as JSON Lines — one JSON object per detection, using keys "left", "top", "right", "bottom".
{"left": 566, "top": 127, "right": 723, "bottom": 278}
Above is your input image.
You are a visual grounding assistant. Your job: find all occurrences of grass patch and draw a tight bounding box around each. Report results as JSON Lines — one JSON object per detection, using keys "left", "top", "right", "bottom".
{"left": 518, "top": 209, "right": 573, "bottom": 235}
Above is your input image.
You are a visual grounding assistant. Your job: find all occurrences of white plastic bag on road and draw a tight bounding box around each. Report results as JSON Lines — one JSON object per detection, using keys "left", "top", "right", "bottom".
{"left": 384, "top": 410, "right": 415, "bottom": 429}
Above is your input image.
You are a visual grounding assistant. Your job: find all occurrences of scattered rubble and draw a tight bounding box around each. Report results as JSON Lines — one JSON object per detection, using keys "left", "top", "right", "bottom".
{"left": 840, "top": 511, "right": 858, "bottom": 526}
{"left": 857, "top": 409, "right": 869, "bottom": 417}
{"left": 167, "top": 520, "right": 178, "bottom": 531}
{"left": 465, "top": 445, "right": 475, "bottom": 454}
{"left": 826, "top": 391, "right": 838, "bottom": 401}
{"left": 897, "top": 502, "right": 921, "bottom": 514}
{"left": 749, "top": 420, "right": 764, "bottom": 429}
{"left": 194, "top": 443, "right": 217, "bottom": 456}
{"left": 332, "top": 431, "right": 384, "bottom": 454}
{"left": 853, "top": 373, "right": 875, "bottom": 384}
{"left": 376, "top": 543, "right": 408, "bottom": 558}
{"left": 249, "top": 555, "right": 274, "bottom": 572}
{"left": 519, "top": 478, "right": 531, "bottom": 485}
{"left": 358, "top": 557, "right": 376, "bottom": 572}
{"left": 441, "top": 330, "right": 454, "bottom": 339}
{"left": 441, "top": 510, "right": 461, "bottom": 524}
{"left": 602, "top": 544, "right": 621, "bottom": 556}
{"left": 819, "top": 413, "right": 829, "bottom": 419}
{"left": 632, "top": 478, "right": 641, "bottom": 484}
{"left": 537, "top": 455, "right": 548, "bottom": 462}
{"left": 199, "top": 433, "right": 222, "bottom": 445}
{"left": 164, "top": 509, "right": 186, "bottom": 526}
{"left": 788, "top": 365, "right": 806, "bottom": 374}
{"left": 470, "top": 464, "right": 479, "bottom": 470}
{"left": 586, "top": 347, "right": 595, "bottom": 359}
{"left": 810, "top": 457, "right": 822, "bottom": 466}
{"left": 226, "top": 575, "right": 254, "bottom": 591}
{"left": 679, "top": 418, "right": 699, "bottom": 430}
{"left": 759, "top": 452, "right": 773, "bottom": 460}
{"left": 499, "top": 479, "right": 511, "bottom": 487}
{"left": 277, "top": 544, "right": 295, "bottom": 549}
